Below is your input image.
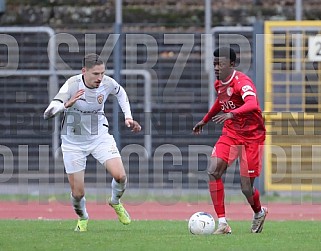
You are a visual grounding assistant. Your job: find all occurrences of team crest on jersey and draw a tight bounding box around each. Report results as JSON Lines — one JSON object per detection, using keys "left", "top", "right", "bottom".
{"left": 227, "top": 87, "right": 233, "bottom": 96}
{"left": 97, "top": 94, "right": 104, "bottom": 104}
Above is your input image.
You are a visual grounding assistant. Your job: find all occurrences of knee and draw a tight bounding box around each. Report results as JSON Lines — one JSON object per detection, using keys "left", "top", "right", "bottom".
{"left": 207, "top": 166, "right": 222, "bottom": 180}
{"left": 115, "top": 174, "right": 127, "bottom": 184}
{"left": 207, "top": 170, "right": 221, "bottom": 180}
{"left": 207, "top": 159, "right": 226, "bottom": 180}
{"left": 71, "top": 192, "right": 85, "bottom": 201}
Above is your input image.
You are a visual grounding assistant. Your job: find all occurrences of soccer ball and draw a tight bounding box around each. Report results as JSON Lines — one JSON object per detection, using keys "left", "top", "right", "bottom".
{"left": 188, "top": 212, "right": 215, "bottom": 235}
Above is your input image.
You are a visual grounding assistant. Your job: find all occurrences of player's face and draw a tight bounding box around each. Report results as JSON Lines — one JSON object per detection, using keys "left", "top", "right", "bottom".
{"left": 82, "top": 64, "right": 105, "bottom": 88}
{"left": 213, "top": 57, "right": 234, "bottom": 81}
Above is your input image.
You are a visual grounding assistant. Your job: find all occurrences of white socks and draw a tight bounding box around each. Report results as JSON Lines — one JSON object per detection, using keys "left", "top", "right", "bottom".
{"left": 254, "top": 208, "right": 264, "bottom": 219}
{"left": 71, "top": 194, "right": 89, "bottom": 220}
{"left": 218, "top": 217, "right": 227, "bottom": 224}
{"left": 110, "top": 178, "right": 126, "bottom": 205}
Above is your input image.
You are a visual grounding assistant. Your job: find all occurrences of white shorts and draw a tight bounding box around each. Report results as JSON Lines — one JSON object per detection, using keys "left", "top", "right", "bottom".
{"left": 61, "top": 133, "right": 121, "bottom": 174}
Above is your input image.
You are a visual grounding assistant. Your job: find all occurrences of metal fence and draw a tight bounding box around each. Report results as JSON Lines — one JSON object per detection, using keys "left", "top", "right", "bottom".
{"left": 264, "top": 21, "right": 321, "bottom": 191}
{"left": 1, "top": 27, "right": 227, "bottom": 194}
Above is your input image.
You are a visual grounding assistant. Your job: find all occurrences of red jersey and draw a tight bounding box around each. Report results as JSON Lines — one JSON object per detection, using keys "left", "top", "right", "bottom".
{"left": 214, "top": 70, "right": 265, "bottom": 141}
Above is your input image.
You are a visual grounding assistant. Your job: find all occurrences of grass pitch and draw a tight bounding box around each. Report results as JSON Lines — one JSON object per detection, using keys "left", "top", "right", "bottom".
{"left": 0, "top": 220, "right": 320, "bottom": 251}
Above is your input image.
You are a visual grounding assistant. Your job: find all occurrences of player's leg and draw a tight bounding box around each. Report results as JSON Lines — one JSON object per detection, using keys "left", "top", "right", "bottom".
{"left": 208, "top": 157, "right": 231, "bottom": 234}
{"left": 68, "top": 171, "right": 89, "bottom": 231}
{"left": 91, "top": 135, "right": 130, "bottom": 225}
{"left": 239, "top": 142, "right": 267, "bottom": 233}
{"left": 104, "top": 157, "right": 127, "bottom": 204}
{"left": 240, "top": 175, "right": 268, "bottom": 233}
{"left": 104, "top": 157, "right": 131, "bottom": 225}
{"left": 208, "top": 136, "right": 238, "bottom": 234}
{"left": 240, "top": 175, "right": 261, "bottom": 214}
{"left": 62, "top": 146, "right": 89, "bottom": 231}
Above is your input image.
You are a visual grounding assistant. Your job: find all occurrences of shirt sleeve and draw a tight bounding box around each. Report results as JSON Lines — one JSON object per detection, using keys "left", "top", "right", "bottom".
{"left": 110, "top": 79, "right": 133, "bottom": 119}
{"left": 43, "top": 100, "right": 65, "bottom": 120}
{"left": 202, "top": 99, "right": 221, "bottom": 123}
{"left": 231, "top": 95, "right": 258, "bottom": 115}
{"left": 43, "top": 78, "right": 74, "bottom": 119}
{"left": 231, "top": 77, "right": 258, "bottom": 115}
{"left": 238, "top": 80, "right": 257, "bottom": 100}
{"left": 52, "top": 80, "right": 73, "bottom": 103}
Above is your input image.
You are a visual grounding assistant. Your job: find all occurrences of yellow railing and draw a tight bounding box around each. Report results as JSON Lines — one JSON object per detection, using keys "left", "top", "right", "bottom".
{"left": 264, "top": 21, "right": 321, "bottom": 191}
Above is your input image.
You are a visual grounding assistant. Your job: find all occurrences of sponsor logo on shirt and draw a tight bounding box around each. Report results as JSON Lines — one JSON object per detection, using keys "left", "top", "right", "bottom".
{"left": 72, "top": 107, "right": 102, "bottom": 114}
{"left": 220, "top": 100, "right": 236, "bottom": 110}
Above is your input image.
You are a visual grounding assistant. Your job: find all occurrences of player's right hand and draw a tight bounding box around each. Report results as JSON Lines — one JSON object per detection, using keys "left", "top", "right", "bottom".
{"left": 64, "top": 89, "right": 85, "bottom": 108}
{"left": 192, "top": 120, "right": 206, "bottom": 135}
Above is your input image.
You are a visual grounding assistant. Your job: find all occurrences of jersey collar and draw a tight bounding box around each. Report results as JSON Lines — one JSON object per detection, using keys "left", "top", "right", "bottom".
{"left": 220, "top": 70, "right": 236, "bottom": 85}
{"left": 82, "top": 75, "right": 96, "bottom": 89}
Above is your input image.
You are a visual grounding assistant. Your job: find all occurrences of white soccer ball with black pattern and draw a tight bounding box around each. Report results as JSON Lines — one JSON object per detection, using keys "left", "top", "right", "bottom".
{"left": 188, "top": 212, "right": 215, "bottom": 235}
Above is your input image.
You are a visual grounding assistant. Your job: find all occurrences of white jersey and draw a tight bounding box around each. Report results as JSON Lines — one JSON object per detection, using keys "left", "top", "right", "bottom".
{"left": 53, "top": 74, "right": 132, "bottom": 145}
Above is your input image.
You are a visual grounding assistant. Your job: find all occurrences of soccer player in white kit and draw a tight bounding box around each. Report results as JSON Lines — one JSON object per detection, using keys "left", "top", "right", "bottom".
{"left": 44, "top": 53, "right": 141, "bottom": 231}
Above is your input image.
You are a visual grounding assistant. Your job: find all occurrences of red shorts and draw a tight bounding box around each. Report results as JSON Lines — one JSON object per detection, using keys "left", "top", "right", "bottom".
{"left": 211, "top": 135, "right": 264, "bottom": 177}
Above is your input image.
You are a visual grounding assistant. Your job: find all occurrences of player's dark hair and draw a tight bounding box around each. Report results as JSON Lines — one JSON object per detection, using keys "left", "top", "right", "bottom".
{"left": 82, "top": 53, "right": 105, "bottom": 69}
{"left": 213, "top": 47, "right": 237, "bottom": 63}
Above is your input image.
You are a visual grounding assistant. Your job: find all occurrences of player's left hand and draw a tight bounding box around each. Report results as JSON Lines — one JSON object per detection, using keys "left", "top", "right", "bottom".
{"left": 125, "top": 118, "right": 142, "bottom": 133}
{"left": 212, "top": 112, "right": 234, "bottom": 124}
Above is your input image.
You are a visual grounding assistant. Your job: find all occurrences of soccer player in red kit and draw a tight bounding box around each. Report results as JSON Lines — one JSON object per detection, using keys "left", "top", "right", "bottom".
{"left": 193, "top": 47, "right": 267, "bottom": 234}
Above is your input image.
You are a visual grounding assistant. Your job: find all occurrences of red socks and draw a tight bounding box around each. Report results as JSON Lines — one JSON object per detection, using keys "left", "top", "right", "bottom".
{"left": 246, "top": 188, "right": 262, "bottom": 213}
{"left": 209, "top": 180, "right": 262, "bottom": 216}
{"left": 209, "top": 179, "right": 225, "bottom": 218}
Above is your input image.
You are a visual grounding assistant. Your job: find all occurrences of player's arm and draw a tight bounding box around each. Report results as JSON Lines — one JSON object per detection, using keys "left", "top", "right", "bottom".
{"left": 113, "top": 83, "right": 141, "bottom": 133}
{"left": 43, "top": 78, "right": 84, "bottom": 120}
{"left": 193, "top": 99, "right": 221, "bottom": 134}
{"left": 230, "top": 95, "right": 258, "bottom": 115}
{"left": 212, "top": 95, "right": 257, "bottom": 124}
{"left": 43, "top": 99, "right": 66, "bottom": 120}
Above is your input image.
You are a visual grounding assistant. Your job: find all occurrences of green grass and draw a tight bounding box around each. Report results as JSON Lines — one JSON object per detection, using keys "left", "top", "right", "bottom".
{"left": 0, "top": 220, "right": 320, "bottom": 251}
